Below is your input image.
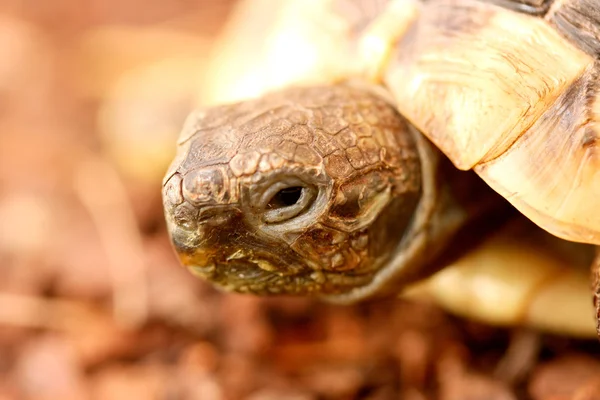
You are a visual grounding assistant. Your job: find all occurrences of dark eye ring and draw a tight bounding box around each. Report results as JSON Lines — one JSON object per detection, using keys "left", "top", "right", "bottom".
{"left": 261, "top": 182, "right": 317, "bottom": 224}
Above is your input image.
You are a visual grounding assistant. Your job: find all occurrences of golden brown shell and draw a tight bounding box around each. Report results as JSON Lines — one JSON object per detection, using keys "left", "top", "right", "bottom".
{"left": 385, "top": 0, "right": 600, "bottom": 245}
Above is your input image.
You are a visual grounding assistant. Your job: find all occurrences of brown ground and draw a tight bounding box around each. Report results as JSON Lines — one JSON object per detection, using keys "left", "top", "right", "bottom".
{"left": 0, "top": 1, "right": 599, "bottom": 399}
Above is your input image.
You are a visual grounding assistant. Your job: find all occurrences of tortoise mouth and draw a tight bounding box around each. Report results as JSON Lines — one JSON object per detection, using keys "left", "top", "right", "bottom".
{"left": 188, "top": 260, "right": 318, "bottom": 295}
{"left": 166, "top": 196, "right": 408, "bottom": 298}
{"left": 178, "top": 243, "right": 378, "bottom": 296}
{"left": 172, "top": 232, "right": 318, "bottom": 295}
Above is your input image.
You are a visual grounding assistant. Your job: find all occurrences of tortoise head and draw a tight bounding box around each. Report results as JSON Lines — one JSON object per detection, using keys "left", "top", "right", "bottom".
{"left": 163, "top": 84, "right": 424, "bottom": 298}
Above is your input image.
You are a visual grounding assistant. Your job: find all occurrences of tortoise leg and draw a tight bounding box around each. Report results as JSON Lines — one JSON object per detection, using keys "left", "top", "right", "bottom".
{"left": 406, "top": 219, "right": 597, "bottom": 338}
{"left": 494, "top": 329, "right": 540, "bottom": 385}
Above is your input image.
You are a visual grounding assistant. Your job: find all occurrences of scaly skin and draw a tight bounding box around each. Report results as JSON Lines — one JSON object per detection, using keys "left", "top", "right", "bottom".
{"left": 163, "top": 83, "right": 509, "bottom": 301}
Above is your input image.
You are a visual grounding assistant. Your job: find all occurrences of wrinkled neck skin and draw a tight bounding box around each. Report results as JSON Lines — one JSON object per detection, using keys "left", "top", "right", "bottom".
{"left": 326, "top": 127, "right": 514, "bottom": 304}
{"left": 162, "top": 82, "right": 511, "bottom": 302}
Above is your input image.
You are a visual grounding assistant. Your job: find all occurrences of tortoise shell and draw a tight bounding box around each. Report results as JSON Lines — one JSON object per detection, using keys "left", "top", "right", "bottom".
{"left": 383, "top": 0, "right": 600, "bottom": 246}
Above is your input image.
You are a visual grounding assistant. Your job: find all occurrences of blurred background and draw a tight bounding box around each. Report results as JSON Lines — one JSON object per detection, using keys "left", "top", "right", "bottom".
{"left": 0, "top": 0, "right": 599, "bottom": 399}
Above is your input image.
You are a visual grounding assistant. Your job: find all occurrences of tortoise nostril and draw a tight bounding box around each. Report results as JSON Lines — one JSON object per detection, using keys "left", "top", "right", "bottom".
{"left": 267, "top": 186, "right": 304, "bottom": 209}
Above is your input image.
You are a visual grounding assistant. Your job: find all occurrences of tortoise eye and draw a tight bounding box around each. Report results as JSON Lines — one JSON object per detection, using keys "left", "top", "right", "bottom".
{"left": 261, "top": 183, "right": 317, "bottom": 224}
{"left": 266, "top": 186, "right": 304, "bottom": 209}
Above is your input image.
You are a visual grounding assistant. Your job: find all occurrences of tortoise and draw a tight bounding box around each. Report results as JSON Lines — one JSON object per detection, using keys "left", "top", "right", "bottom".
{"left": 162, "top": 0, "right": 600, "bottom": 338}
